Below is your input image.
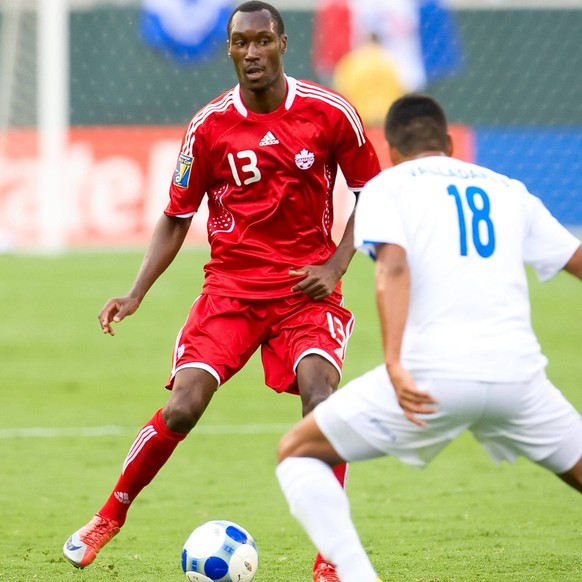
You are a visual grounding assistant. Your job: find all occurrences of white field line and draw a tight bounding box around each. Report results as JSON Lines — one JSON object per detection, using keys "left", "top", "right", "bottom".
{"left": 0, "top": 424, "right": 292, "bottom": 439}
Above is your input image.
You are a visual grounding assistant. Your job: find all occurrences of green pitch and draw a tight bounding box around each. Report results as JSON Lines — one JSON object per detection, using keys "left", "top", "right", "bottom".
{"left": 0, "top": 249, "right": 580, "bottom": 581}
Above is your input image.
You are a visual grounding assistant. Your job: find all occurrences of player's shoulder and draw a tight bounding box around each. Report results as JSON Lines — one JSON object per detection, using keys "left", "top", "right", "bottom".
{"left": 294, "top": 78, "right": 344, "bottom": 98}
{"left": 293, "top": 78, "right": 359, "bottom": 116}
{"left": 292, "top": 77, "right": 366, "bottom": 145}
{"left": 186, "top": 88, "right": 238, "bottom": 132}
{"left": 372, "top": 160, "right": 416, "bottom": 186}
{"left": 360, "top": 164, "right": 406, "bottom": 200}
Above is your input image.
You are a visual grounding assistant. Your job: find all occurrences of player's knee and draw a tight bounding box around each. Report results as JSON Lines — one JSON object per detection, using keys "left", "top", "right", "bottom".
{"left": 300, "top": 384, "right": 335, "bottom": 416}
{"left": 163, "top": 389, "right": 209, "bottom": 433}
{"left": 163, "top": 401, "right": 200, "bottom": 433}
{"left": 557, "top": 455, "right": 582, "bottom": 493}
{"left": 276, "top": 431, "right": 298, "bottom": 463}
{"left": 299, "top": 377, "right": 337, "bottom": 414}
{"left": 297, "top": 357, "right": 340, "bottom": 416}
{"left": 163, "top": 370, "right": 218, "bottom": 432}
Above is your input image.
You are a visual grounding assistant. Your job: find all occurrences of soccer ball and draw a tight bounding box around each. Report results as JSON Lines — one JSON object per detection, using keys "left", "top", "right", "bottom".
{"left": 181, "top": 520, "right": 259, "bottom": 582}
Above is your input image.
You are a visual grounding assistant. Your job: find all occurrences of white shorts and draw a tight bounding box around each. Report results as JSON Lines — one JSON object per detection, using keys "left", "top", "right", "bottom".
{"left": 314, "top": 365, "right": 582, "bottom": 474}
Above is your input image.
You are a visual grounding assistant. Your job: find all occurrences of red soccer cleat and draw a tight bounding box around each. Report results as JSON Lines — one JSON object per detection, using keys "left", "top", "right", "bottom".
{"left": 63, "top": 514, "right": 120, "bottom": 568}
{"left": 313, "top": 561, "right": 341, "bottom": 582}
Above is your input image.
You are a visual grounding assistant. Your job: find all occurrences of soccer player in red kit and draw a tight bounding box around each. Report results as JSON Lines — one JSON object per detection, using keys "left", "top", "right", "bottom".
{"left": 63, "top": 3, "right": 380, "bottom": 581}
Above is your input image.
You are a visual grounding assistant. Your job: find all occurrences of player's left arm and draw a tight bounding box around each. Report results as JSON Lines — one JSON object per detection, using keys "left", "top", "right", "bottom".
{"left": 375, "top": 243, "right": 438, "bottom": 427}
{"left": 289, "top": 210, "right": 357, "bottom": 300}
{"left": 290, "top": 104, "right": 380, "bottom": 300}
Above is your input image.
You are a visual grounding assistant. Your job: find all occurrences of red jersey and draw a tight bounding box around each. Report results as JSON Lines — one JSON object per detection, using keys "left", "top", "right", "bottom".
{"left": 165, "top": 76, "right": 380, "bottom": 298}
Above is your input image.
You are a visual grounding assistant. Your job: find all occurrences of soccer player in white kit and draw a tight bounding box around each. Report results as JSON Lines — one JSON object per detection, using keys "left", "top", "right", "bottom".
{"left": 276, "top": 94, "right": 582, "bottom": 582}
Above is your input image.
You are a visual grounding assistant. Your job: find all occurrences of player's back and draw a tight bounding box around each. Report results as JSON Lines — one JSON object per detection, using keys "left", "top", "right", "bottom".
{"left": 356, "top": 155, "right": 577, "bottom": 382}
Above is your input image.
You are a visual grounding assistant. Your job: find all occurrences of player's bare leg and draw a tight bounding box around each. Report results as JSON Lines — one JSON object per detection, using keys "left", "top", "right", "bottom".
{"left": 557, "top": 455, "right": 582, "bottom": 493}
{"left": 63, "top": 368, "right": 217, "bottom": 568}
{"left": 296, "top": 355, "right": 349, "bottom": 582}
{"left": 276, "top": 414, "right": 380, "bottom": 582}
{"left": 162, "top": 367, "right": 219, "bottom": 432}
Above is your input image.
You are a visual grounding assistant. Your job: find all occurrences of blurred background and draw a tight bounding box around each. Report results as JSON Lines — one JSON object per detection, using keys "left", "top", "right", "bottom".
{"left": 0, "top": 0, "right": 581, "bottom": 253}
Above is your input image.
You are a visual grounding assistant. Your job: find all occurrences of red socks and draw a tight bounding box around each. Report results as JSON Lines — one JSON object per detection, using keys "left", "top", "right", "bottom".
{"left": 331, "top": 462, "right": 348, "bottom": 489}
{"left": 98, "top": 409, "right": 186, "bottom": 526}
{"left": 97, "top": 411, "right": 348, "bottom": 548}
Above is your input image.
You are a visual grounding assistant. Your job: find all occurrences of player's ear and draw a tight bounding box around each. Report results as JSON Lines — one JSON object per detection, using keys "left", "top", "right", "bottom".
{"left": 388, "top": 144, "right": 404, "bottom": 167}
{"left": 446, "top": 134, "right": 454, "bottom": 157}
{"left": 226, "top": 40, "right": 231, "bottom": 58}
{"left": 280, "top": 34, "right": 288, "bottom": 54}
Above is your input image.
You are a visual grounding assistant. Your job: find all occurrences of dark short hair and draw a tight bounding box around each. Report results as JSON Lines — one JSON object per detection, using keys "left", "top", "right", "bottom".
{"left": 227, "top": 1, "right": 285, "bottom": 37}
{"left": 384, "top": 94, "right": 449, "bottom": 155}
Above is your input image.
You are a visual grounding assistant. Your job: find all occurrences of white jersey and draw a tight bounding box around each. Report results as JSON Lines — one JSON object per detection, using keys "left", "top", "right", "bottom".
{"left": 354, "top": 155, "right": 580, "bottom": 381}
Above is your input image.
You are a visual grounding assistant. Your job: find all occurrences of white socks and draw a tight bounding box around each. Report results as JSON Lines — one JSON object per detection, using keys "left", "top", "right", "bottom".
{"left": 276, "top": 457, "right": 378, "bottom": 582}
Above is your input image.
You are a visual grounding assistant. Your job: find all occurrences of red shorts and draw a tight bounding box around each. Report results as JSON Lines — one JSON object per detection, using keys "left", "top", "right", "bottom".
{"left": 166, "top": 292, "right": 354, "bottom": 394}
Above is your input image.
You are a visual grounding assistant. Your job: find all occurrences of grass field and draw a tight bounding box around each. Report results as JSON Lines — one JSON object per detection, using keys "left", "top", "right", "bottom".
{"left": 0, "top": 248, "right": 581, "bottom": 582}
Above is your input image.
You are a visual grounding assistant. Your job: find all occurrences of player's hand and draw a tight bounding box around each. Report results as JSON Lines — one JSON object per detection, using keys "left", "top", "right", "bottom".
{"left": 289, "top": 265, "right": 340, "bottom": 300}
{"left": 387, "top": 362, "right": 438, "bottom": 428}
{"left": 98, "top": 296, "right": 141, "bottom": 336}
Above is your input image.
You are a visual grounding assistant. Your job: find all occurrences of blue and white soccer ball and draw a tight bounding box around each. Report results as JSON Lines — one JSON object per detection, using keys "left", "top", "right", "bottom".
{"left": 181, "top": 520, "right": 259, "bottom": 582}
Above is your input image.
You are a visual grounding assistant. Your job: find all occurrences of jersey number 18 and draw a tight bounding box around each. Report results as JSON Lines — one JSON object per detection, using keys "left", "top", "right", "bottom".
{"left": 447, "top": 184, "right": 496, "bottom": 258}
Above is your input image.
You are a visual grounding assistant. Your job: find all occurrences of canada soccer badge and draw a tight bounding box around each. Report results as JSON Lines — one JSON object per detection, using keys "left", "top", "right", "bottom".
{"left": 295, "top": 148, "right": 315, "bottom": 170}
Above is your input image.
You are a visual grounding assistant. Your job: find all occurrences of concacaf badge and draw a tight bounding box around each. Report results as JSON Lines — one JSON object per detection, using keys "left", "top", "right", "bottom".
{"left": 173, "top": 153, "right": 193, "bottom": 188}
{"left": 295, "top": 148, "right": 315, "bottom": 170}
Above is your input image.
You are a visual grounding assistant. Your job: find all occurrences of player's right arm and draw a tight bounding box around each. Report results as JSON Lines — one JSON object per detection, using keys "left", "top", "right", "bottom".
{"left": 375, "top": 243, "right": 438, "bottom": 428}
{"left": 99, "top": 214, "right": 192, "bottom": 335}
{"left": 563, "top": 245, "right": 582, "bottom": 280}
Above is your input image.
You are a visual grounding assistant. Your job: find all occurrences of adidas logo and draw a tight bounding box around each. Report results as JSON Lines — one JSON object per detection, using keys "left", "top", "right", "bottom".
{"left": 259, "top": 131, "right": 279, "bottom": 146}
{"left": 114, "top": 491, "right": 130, "bottom": 504}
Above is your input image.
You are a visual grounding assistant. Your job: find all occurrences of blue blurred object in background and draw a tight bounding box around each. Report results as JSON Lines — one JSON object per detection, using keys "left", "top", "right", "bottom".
{"left": 140, "top": 0, "right": 233, "bottom": 64}
{"left": 419, "top": 0, "right": 464, "bottom": 83}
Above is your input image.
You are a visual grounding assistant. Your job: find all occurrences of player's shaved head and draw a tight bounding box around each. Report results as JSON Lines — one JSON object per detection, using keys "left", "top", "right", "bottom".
{"left": 385, "top": 94, "right": 449, "bottom": 156}
{"left": 227, "top": 1, "right": 285, "bottom": 37}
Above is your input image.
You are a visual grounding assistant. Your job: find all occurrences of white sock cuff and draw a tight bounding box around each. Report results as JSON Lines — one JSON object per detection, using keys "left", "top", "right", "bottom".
{"left": 277, "top": 456, "right": 326, "bottom": 480}
{"left": 276, "top": 457, "right": 335, "bottom": 499}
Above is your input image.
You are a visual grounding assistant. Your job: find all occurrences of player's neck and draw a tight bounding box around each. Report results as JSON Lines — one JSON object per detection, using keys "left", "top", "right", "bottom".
{"left": 240, "top": 75, "right": 288, "bottom": 114}
{"left": 410, "top": 151, "right": 448, "bottom": 160}
{"left": 390, "top": 148, "right": 449, "bottom": 166}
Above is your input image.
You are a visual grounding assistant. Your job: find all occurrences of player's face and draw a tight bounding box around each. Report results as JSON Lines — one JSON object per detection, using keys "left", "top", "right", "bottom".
{"left": 227, "top": 9, "right": 287, "bottom": 94}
